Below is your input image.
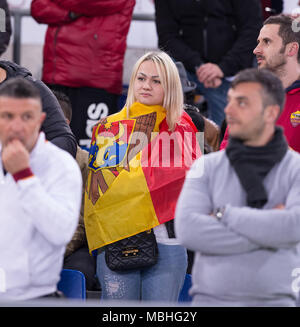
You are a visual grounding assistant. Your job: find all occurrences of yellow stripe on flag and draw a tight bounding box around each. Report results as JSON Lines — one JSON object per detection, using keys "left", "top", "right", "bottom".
{"left": 84, "top": 161, "right": 159, "bottom": 252}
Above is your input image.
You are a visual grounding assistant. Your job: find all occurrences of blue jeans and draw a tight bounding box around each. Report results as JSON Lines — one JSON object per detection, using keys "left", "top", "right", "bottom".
{"left": 187, "top": 72, "right": 231, "bottom": 126}
{"left": 97, "top": 243, "right": 187, "bottom": 302}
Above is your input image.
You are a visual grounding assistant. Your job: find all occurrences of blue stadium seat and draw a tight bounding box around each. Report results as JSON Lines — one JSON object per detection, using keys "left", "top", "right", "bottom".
{"left": 178, "top": 273, "right": 192, "bottom": 302}
{"left": 57, "top": 269, "right": 86, "bottom": 300}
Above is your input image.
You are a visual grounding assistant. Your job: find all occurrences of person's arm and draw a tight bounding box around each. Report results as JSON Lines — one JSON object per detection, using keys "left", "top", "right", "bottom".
{"left": 2, "top": 139, "right": 82, "bottom": 247}
{"left": 53, "top": 0, "right": 133, "bottom": 17}
{"left": 222, "top": 174, "right": 300, "bottom": 249}
{"left": 31, "top": 0, "right": 73, "bottom": 26}
{"left": 18, "top": 169, "right": 82, "bottom": 246}
{"left": 175, "top": 156, "right": 261, "bottom": 255}
{"left": 154, "top": 0, "right": 203, "bottom": 73}
{"left": 197, "top": 0, "right": 262, "bottom": 83}
{"left": 218, "top": 0, "right": 263, "bottom": 76}
{"left": 34, "top": 80, "right": 77, "bottom": 158}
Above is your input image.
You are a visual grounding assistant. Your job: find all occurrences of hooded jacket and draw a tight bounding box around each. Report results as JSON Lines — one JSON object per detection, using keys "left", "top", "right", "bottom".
{"left": 31, "top": 0, "right": 135, "bottom": 94}
{"left": 220, "top": 80, "right": 300, "bottom": 153}
{"left": 0, "top": 60, "right": 77, "bottom": 157}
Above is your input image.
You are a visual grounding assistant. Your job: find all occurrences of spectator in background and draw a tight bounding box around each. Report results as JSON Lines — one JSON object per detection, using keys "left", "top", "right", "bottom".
{"left": 31, "top": 0, "right": 135, "bottom": 149}
{"left": 176, "top": 61, "right": 220, "bottom": 153}
{"left": 0, "top": 0, "right": 11, "bottom": 56}
{"left": 0, "top": 78, "right": 82, "bottom": 300}
{"left": 154, "top": 0, "right": 263, "bottom": 127}
{"left": 0, "top": 60, "right": 77, "bottom": 157}
{"left": 175, "top": 68, "right": 300, "bottom": 307}
{"left": 221, "top": 15, "right": 300, "bottom": 153}
{"left": 52, "top": 89, "right": 98, "bottom": 292}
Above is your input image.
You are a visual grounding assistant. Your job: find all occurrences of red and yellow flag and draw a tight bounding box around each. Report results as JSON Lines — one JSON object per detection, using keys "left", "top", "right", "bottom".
{"left": 84, "top": 102, "right": 200, "bottom": 252}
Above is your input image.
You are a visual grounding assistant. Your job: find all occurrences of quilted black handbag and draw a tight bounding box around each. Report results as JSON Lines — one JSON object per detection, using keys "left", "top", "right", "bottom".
{"left": 105, "top": 229, "right": 159, "bottom": 271}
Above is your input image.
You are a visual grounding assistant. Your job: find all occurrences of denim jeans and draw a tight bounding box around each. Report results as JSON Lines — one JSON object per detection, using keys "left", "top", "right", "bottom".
{"left": 97, "top": 243, "right": 187, "bottom": 302}
{"left": 187, "top": 72, "right": 231, "bottom": 127}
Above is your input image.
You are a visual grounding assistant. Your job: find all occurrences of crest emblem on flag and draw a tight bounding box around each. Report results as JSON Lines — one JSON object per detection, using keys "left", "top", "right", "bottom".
{"left": 88, "top": 120, "right": 135, "bottom": 172}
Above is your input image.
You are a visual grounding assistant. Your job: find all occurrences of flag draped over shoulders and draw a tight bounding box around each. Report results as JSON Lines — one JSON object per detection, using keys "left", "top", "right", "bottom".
{"left": 84, "top": 102, "right": 200, "bottom": 252}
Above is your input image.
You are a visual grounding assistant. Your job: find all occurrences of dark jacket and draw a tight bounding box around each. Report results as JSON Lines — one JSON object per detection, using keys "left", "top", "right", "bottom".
{"left": 155, "top": 0, "right": 263, "bottom": 76}
{"left": 0, "top": 60, "right": 77, "bottom": 157}
{"left": 31, "top": 0, "right": 135, "bottom": 94}
{"left": 0, "top": 0, "right": 11, "bottom": 56}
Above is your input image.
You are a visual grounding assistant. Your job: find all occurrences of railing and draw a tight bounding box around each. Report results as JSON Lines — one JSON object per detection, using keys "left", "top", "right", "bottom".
{"left": 11, "top": 9, "right": 30, "bottom": 64}
{"left": 10, "top": 8, "right": 155, "bottom": 65}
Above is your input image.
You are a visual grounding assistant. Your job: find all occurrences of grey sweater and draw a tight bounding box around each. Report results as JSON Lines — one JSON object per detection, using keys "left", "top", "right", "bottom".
{"left": 175, "top": 150, "right": 300, "bottom": 306}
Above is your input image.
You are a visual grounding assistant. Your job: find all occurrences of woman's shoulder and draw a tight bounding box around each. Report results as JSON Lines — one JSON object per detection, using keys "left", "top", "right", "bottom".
{"left": 174, "top": 111, "right": 198, "bottom": 134}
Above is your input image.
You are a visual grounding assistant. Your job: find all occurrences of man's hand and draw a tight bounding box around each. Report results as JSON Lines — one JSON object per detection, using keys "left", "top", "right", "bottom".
{"left": 2, "top": 139, "right": 30, "bottom": 175}
{"left": 196, "top": 63, "right": 224, "bottom": 87}
{"left": 203, "top": 77, "right": 222, "bottom": 89}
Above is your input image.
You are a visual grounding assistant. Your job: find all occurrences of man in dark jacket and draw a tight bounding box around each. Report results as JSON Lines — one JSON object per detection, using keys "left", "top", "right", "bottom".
{"left": 0, "top": 0, "right": 11, "bottom": 56}
{"left": 0, "top": 60, "right": 77, "bottom": 157}
{"left": 155, "top": 0, "right": 263, "bottom": 126}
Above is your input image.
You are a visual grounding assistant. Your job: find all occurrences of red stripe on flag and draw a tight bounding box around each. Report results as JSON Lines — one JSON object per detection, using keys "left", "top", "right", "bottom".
{"left": 142, "top": 113, "right": 200, "bottom": 224}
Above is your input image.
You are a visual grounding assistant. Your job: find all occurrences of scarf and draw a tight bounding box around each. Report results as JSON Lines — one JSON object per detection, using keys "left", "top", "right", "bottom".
{"left": 226, "top": 127, "right": 288, "bottom": 208}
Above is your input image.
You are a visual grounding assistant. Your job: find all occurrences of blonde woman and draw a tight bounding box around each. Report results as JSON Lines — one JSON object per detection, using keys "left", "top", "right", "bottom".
{"left": 84, "top": 51, "right": 200, "bottom": 301}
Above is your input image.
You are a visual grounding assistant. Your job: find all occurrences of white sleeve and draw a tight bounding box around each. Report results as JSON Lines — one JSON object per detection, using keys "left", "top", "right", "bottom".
{"left": 16, "top": 162, "right": 82, "bottom": 247}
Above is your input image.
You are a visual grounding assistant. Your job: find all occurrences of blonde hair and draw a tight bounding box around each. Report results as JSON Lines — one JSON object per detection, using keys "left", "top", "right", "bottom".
{"left": 125, "top": 51, "right": 184, "bottom": 131}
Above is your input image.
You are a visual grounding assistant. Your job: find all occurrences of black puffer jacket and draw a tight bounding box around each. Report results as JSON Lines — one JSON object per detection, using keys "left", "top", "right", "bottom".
{"left": 0, "top": 61, "right": 77, "bottom": 157}
{"left": 155, "top": 0, "right": 263, "bottom": 76}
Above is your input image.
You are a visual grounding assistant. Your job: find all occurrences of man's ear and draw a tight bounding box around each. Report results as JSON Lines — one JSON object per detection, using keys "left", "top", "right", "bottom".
{"left": 287, "top": 42, "right": 299, "bottom": 58}
{"left": 265, "top": 105, "right": 280, "bottom": 123}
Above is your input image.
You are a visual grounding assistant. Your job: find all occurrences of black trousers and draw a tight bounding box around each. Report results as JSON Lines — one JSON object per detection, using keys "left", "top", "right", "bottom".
{"left": 63, "top": 246, "right": 99, "bottom": 291}
{"left": 48, "top": 84, "right": 120, "bottom": 149}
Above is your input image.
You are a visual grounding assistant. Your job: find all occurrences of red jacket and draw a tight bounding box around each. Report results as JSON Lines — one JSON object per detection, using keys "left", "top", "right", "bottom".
{"left": 31, "top": 0, "right": 135, "bottom": 94}
{"left": 220, "top": 81, "right": 300, "bottom": 153}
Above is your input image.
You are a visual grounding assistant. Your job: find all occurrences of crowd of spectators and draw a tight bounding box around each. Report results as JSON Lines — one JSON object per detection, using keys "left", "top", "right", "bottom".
{"left": 1, "top": 0, "right": 300, "bottom": 307}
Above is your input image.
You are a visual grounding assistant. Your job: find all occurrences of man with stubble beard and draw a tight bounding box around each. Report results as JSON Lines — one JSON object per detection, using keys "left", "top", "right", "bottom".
{"left": 220, "top": 14, "right": 300, "bottom": 153}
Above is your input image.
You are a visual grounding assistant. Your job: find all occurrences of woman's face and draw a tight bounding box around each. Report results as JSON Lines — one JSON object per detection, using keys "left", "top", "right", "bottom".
{"left": 133, "top": 60, "right": 165, "bottom": 106}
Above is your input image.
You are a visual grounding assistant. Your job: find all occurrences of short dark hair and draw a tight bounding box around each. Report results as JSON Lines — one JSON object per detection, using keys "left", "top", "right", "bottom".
{"left": 0, "top": 77, "right": 41, "bottom": 100}
{"left": 231, "top": 68, "right": 285, "bottom": 113}
{"left": 264, "top": 14, "right": 300, "bottom": 62}
{"left": 51, "top": 89, "right": 72, "bottom": 122}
